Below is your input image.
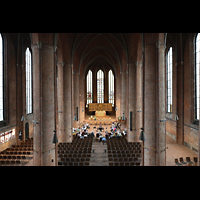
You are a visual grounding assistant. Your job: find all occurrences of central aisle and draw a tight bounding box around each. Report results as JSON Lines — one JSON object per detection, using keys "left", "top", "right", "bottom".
{"left": 89, "top": 138, "right": 109, "bottom": 166}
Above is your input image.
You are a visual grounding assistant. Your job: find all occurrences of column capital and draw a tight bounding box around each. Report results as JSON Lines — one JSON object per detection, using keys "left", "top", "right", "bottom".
{"left": 31, "top": 42, "right": 42, "bottom": 50}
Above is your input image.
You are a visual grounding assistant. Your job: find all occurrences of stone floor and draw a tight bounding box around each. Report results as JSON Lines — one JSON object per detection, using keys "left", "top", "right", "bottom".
{"left": 166, "top": 135, "right": 198, "bottom": 166}
{"left": 89, "top": 138, "right": 108, "bottom": 166}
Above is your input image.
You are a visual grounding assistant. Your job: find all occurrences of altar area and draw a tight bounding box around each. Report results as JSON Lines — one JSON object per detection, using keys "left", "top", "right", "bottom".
{"left": 95, "top": 111, "right": 106, "bottom": 117}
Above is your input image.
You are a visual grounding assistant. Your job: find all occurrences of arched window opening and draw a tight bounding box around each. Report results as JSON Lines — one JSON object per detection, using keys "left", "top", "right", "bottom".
{"left": 86, "top": 70, "right": 93, "bottom": 105}
{"left": 0, "top": 34, "right": 4, "bottom": 121}
{"left": 97, "top": 69, "right": 104, "bottom": 103}
{"left": 25, "top": 47, "right": 32, "bottom": 114}
{"left": 108, "top": 70, "right": 114, "bottom": 107}
{"left": 167, "top": 47, "right": 173, "bottom": 113}
{"left": 195, "top": 33, "right": 200, "bottom": 120}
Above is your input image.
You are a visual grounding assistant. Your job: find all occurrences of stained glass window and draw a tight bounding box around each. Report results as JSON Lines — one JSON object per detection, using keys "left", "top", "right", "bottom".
{"left": 108, "top": 70, "right": 114, "bottom": 107}
{"left": 86, "top": 70, "right": 93, "bottom": 105}
{"left": 195, "top": 33, "right": 200, "bottom": 120}
{"left": 167, "top": 47, "right": 173, "bottom": 113}
{"left": 97, "top": 69, "right": 104, "bottom": 103}
{"left": 0, "top": 34, "right": 3, "bottom": 121}
{"left": 25, "top": 47, "right": 33, "bottom": 114}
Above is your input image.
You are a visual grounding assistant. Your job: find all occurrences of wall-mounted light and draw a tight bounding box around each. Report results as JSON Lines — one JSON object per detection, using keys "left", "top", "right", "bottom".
{"left": 21, "top": 115, "right": 25, "bottom": 121}
{"left": 122, "top": 113, "right": 126, "bottom": 121}
{"left": 175, "top": 113, "right": 179, "bottom": 120}
{"left": 73, "top": 114, "right": 77, "bottom": 121}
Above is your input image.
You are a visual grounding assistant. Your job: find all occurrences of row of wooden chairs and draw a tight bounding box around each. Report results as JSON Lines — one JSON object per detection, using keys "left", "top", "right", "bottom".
{"left": 60, "top": 157, "right": 90, "bottom": 162}
{"left": 58, "top": 147, "right": 92, "bottom": 151}
{"left": 0, "top": 160, "right": 21, "bottom": 165}
{"left": 58, "top": 161, "right": 90, "bottom": 166}
{"left": 107, "top": 149, "right": 141, "bottom": 154}
{"left": 57, "top": 137, "right": 92, "bottom": 166}
{"left": 0, "top": 155, "right": 27, "bottom": 160}
{"left": 109, "top": 162, "right": 140, "bottom": 166}
{"left": 107, "top": 138, "right": 142, "bottom": 166}
{"left": 109, "top": 157, "right": 139, "bottom": 162}
{"left": 175, "top": 157, "right": 198, "bottom": 166}
{"left": 4, "top": 147, "right": 33, "bottom": 151}
{"left": 58, "top": 150, "right": 91, "bottom": 154}
{"left": 0, "top": 138, "right": 33, "bottom": 166}
{"left": 58, "top": 153, "right": 91, "bottom": 158}
{"left": 108, "top": 153, "right": 141, "bottom": 158}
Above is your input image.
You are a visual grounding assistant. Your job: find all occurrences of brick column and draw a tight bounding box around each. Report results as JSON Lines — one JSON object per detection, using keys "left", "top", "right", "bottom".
{"left": 176, "top": 61, "right": 184, "bottom": 145}
{"left": 120, "top": 71, "right": 126, "bottom": 117}
{"left": 57, "top": 62, "right": 64, "bottom": 142}
{"left": 64, "top": 63, "right": 72, "bottom": 142}
{"left": 72, "top": 70, "right": 79, "bottom": 128}
{"left": 32, "top": 42, "right": 42, "bottom": 166}
{"left": 127, "top": 63, "right": 136, "bottom": 142}
{"left": 135, "top": 61, "right": 143, "bottom": 142}
{"left": 32, "top": 33, "right": 56, "bottom": 166}
{"left": 144, "top": 33, "right": 166, "bottom": 166}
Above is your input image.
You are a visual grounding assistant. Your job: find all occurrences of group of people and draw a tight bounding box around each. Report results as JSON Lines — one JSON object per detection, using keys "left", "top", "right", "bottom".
{"left": 72, "top": 120, "right": 127, "bottom": 143}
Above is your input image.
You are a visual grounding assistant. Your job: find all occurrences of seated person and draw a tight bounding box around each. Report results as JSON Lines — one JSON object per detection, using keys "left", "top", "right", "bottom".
{"left": 73, "top": 131, "right": 76, "bottom": 136}
{"left": 99, "top": 133, "right": 103, "bottom": 142}
{"left": 105, "top": 130, "right": 109, "bottom": 138}
{"left": 102, "top": 137, "right": 106, "bottom": 144}
{"left": 90, "top": 130, "right": 95, "bottom": 137}
{"left": 96, "top": 130, "right": 101, "bottom": 138}
{"left": 117, "top": 130, "right": 122, "bottom": 138}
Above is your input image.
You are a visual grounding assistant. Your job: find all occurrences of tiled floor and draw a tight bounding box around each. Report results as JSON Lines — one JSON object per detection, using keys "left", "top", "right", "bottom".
{"left": 166, "top": 135, "right": 198, "bottom": 166}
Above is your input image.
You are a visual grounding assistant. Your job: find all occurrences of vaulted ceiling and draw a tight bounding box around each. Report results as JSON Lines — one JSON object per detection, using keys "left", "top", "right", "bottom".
{"left": 71, "top": 33, "right": 129, "bottom": 75}
{"left": 57, "top": 33, "right": 143, "bottom": 76}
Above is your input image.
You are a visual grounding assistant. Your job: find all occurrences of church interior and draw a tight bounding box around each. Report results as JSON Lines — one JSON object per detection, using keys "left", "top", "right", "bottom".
{"left": 0, "top": 33, "right": 199, "bottom": 166}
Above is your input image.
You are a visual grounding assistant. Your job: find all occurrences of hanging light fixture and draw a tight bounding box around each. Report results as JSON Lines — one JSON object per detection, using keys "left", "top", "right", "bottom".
{"left": 52, "top": 130, "right": 58, "bottom": 144}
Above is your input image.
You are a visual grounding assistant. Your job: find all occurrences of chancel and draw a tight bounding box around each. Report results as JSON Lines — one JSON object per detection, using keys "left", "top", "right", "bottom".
{"left": 0, "top": 33, "right": 199, "bottom": 166}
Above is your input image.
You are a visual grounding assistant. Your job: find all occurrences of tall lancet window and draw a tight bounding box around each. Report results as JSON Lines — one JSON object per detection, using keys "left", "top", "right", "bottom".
{"left": 0, "top": 34, "right": 3, "bottom": 121}
{"left": 97, "top": 69, "right": 104, "bottom": 103}
{"left": 167, "top": 47, "right": 173, "bottom": 113}
{"left": 86, "top": 70, "right": 93, "bottom": 105}
{"left": 195, "top": 33, "right": 200, "bottom": 120}
{"left": 108, "top": 70, "right": 114, "bottom": 107}
{"left": 25, "top": 47, "right": 33, "bottom": 114}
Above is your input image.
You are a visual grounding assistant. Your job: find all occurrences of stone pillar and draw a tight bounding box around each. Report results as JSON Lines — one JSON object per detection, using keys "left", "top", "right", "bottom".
{"left": 64, "top": 63, "right": 72, "bottom": 142}
{"left": 73, "top": 71, "right": 79, "bottom": 128}
{"left": 32, "top": 33, "right": 56, "bottom": 166}
{"left": 127, "top": 63, "right": 136, "bottom": 142}
{"left": 120, "top": 71, "right": 126, "bottom": 117}
{"left": 176, "top": 61, "right": 184, "bottom": 145}
{"left": 143, "top": 33, "right": 166, "bottom": 166}
{"left": 156, "top": 41, "right": 166, "bottom": 166}
{"left": 57, "top": 62, "right": 64, "bottom": 142}
{"left": 135, "top": 61, "right": 143, "bottom": 142}
{"left": 32, "top": 42, "right": 42, "bottom": 166}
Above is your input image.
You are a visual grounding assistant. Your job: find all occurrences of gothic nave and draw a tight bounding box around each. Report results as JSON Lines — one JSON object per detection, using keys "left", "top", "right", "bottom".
{"left": 0, "top": 33, "right": 199, "bottom": 166}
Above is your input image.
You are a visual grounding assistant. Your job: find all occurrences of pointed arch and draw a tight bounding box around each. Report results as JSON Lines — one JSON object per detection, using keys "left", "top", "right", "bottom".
{"left": 25, "top": 47, "right": 32, "bottom": 114}
{"left": 167, "top": 47, "right": 173, "bottom": 113}
{"left": 86, "top": 69, "right": 93, "bottom": 105}
{"left": 108, "top": 69, "right": 114, "bottom": 106}
{"left": 97, "top": 69, "right": 104, "bottom": 103}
